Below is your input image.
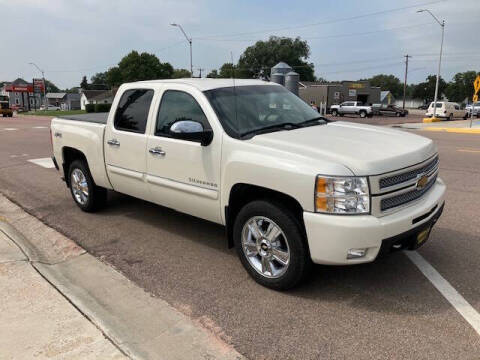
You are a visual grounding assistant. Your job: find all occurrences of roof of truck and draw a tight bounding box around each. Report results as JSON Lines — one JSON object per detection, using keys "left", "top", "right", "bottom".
{"left": 134, "top": 78, "right": 277, "bottom": 91}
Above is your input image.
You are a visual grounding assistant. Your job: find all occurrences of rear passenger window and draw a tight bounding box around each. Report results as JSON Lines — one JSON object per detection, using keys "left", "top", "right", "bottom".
{"left": 114, "top": 89, "right": 154, "bottom": 133}
{"left": 155, "top": 90, "right": 210, "bottom": 136}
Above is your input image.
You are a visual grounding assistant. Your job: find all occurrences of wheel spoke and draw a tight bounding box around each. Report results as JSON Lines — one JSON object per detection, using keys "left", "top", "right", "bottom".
{"left": 265, "top": 223, "right": 281, "bottom": 242}
{"left": 244, "top": 242, "right": 258, "bottom": 256}
{"left": 247, "top": 221, "right": 263, "bottom": 240}
{"left": 261, "top": 256, "right": 273, "bottom": 275}
{"left": 271, "top": 248, "right": 289, "bottom": 266}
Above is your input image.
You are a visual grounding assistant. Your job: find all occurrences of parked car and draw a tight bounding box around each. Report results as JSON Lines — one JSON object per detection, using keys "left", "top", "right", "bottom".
{"left": 51, "top": 79, "right": 445, "bottom": 290}
{"left": 425, "top": 101, "right": 468, "bottom": 120}
{"left": 465, "top": 102, "right": 480, "bottom": 118}
{"left": 372, "top": 104, "right": 408, "bottom": 117}
{"left": 40, "top": 105, "right": 61, "bottom": 111}
{"left": 330, "top": 101, "right": 373, "bottom": 118}
{"left": 417, "top": 104, "right": 428, "bottom": 110}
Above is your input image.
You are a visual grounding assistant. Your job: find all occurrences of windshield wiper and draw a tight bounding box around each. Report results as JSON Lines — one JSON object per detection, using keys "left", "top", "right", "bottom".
{"left": 240, "top": 122, "right": 302, "bottom": 139}
{"left": 297, "top": 117, "right": 329, "bottom": 126}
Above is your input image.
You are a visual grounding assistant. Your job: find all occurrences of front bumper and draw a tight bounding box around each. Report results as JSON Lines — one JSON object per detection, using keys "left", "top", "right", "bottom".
{"left": 303, "top": 177, "right": 446, "bottom": 265}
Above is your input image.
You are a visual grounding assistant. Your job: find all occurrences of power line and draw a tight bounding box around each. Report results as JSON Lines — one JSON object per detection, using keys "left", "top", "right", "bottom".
{"left": 194, "top": 0, "right": 446, "bottom": 40}
{"left": 195, "top": 23, "right": 433, "bottom": 42}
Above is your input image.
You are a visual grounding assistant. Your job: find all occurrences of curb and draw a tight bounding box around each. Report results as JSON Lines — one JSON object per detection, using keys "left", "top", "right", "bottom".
{"left": 422, "top": 127, "right": 480, "bottom": 134}
{"left": 423, "top": 117, "right": 442, "bottom": 123}
{"left": 0, "top": 194, "right": 244, "bottom": 360}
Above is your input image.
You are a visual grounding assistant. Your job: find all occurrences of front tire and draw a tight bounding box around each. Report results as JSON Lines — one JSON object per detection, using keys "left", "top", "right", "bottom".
{"left": 233, "top": 200, "right": 311, "bottom": 290}
{"left": 332, "top": 109, "right": 338, "bottom": 116}
{"left": 359, "top": 110, "right": 367, "bottom": 118}
{"left": 68, "top": 160, "right": 107, "bottom": 212}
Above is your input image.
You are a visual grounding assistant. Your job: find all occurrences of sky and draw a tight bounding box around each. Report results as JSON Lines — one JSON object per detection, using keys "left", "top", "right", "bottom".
{"left": 1, "top": 0, "right": 479, "bottom": 89}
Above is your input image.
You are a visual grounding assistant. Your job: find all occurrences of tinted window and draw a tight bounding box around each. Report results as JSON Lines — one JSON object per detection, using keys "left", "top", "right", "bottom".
{"left": 454, "top": 105, "right": 460, "bottom": 110}
{"left": 204, "top": 85, "right": 324, "bottom": 138}
{"left": 114, "top": 89, "right": 154, "bottom": 133}
{"left": 156, "top": 90, "right": 210, "bottom": 136}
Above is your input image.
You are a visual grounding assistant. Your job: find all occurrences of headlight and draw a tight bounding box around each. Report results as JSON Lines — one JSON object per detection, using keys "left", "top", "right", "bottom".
{"left": 315, "top": 176, "right": 370, "bottom": 214}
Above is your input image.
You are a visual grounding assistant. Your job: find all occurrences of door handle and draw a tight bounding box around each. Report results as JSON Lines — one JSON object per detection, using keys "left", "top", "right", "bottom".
{"left": 149, "top": 147, "right": 166, "bottom": 156}
{"left": 107, "top": 139, "right": 120, "bottom": 146}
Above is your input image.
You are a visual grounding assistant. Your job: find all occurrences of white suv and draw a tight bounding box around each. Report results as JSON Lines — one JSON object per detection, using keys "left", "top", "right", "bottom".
{"left": 425, "top": 101, "right": 468, "bottom": 120}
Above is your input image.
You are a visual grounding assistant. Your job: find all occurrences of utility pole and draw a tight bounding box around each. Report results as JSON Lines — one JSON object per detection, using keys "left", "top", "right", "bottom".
{"left": 402, "top": 55, "right": 411, "bottom": 110}
{"left": 197, "top": 68, "right": 205, "bottom": 78}
{"left": 170, "top": 23, "right": 193, "bottom": 77}
{"left": 417, "top": 9, "right": 445, "bottom": 119}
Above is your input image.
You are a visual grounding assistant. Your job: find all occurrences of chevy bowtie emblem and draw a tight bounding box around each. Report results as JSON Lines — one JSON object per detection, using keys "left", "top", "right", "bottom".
{"left": 416, "top": 174, "right": 429, "bottom": 190}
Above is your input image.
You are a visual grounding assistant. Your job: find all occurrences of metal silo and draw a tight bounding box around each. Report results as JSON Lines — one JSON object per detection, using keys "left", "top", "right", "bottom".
{"left": 271, "top": 62, "right": 292, "bottom": 76}
{"left": 270, "top": 73, "right": 285, "bottom": 86}
{"left": 285, "top": 71, "right": 299, "bottom": 96}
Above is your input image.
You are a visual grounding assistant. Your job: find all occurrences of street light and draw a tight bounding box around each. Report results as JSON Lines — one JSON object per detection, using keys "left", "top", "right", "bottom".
{"left": 28, "top": 62, "right": 47, "bottom": 109}
{"left": 417, "top": 9, "right": 445, "bottom": 119}
{"left": 170, "top": 23, "right": 193, "bottom": 77}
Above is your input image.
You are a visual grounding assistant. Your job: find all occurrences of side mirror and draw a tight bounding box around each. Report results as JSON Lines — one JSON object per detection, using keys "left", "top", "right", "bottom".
{"left": 169, "top": 120, "right": 213, "bottom": 146}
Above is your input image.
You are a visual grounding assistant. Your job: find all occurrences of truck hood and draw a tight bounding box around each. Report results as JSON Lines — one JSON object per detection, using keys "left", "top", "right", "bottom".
{"left": 249, "top": 121, "right": 436, "bottom": 175}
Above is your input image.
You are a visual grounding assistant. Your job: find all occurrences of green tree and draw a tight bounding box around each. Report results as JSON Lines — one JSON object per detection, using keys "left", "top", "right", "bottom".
{"left": 45, "top": 80, "right": 60, "bottom": 93}
{"left": 237, "top": 36, "right": 315, "bottom": 81}
{"left": 219, "top": 63, "right": 236, "bottom": 78}
{"left": 104, "top": 51, "right": 174, "bottom": 87}
{"left": 90, "top": 72, "right": 109, "bottom": 89}
{"left": 366, "top": 74, "right": 403, "bottom": 98}
{"left": 206, "top": 69, "right": 219, "bottom": 78}
{"left": 445, "top": 71, "right": 479, "bottom": 103}
{"left": 412, "top": 75, "right": 447, "bottom": 103}
{"left": 80, "top": 76, "right": 89, "bottom": 90}
{"left": 172, "top": 69, "right": 191, "bottom": 78}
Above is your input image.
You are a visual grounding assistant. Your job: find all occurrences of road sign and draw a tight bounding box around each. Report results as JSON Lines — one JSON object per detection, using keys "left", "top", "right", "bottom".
{"left": 474, "top": 75, "right": 480, "bottom": 94}
{"left": 474, "top": 95, "right": 478, "bottom": 102}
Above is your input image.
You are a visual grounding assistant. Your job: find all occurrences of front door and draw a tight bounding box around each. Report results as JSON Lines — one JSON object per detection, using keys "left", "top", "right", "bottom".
{"left": 104, "top": 87, "right": 155, "bottom": 200}
{"left": 146, "top": 88, "right": 222, "bottom": 223}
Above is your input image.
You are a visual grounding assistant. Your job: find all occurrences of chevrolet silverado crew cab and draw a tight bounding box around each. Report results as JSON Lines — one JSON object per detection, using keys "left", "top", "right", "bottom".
{"left": 330, "top": 101, "right": 373, "bottom": 118}
{"left": 51, "top": 79, "right": 445, "bottom": 290}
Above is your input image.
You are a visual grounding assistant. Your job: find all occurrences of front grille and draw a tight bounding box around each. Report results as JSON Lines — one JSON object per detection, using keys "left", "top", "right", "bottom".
{"left": 379, "top": 156, "right": 438, "bottom": 189}
{"left": 381, "top": 174, "right": 437, "bottom": 211}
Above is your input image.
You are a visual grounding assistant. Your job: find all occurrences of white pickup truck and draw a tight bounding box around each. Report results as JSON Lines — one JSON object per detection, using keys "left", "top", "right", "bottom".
{"left": 330, "top": 101, "right": 373, "bottom": 118}
{"left": 51, "top": 79, "right": 445, "bottom": 290}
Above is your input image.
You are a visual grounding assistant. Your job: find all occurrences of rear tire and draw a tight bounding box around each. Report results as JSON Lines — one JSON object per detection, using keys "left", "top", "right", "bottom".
{"left": 332, "top": 109, "right": 338, "bottom": 116}
{"left": 233, "top": 200, "right": 311, "bottom": 290}
{"left": 396, "top": 112, "right": 401, "bottom": 117}
{"left": 448, "top": 114, "right": 453, "bottom": 121}
{"left": 68, "top": 160, "right": 107, "bottom": 212}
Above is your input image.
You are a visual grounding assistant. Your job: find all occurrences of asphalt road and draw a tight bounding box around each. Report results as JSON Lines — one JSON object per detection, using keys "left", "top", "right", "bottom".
{"left": 1, "top": 115, "right": 480, "bottom": 359}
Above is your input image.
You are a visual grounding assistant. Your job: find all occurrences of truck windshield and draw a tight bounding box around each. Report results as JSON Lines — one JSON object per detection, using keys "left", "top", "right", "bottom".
{"left": 204, "top": 85, "right": 325, "bottom": 138}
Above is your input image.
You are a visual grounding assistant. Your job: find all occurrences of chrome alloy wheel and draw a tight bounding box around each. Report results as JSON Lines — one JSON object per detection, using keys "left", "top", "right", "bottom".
{"left": 71, "top": 168, "right": 89, "bottom": 205}
{"left": 241, "top": 216, "right": 290, "bottom": 279}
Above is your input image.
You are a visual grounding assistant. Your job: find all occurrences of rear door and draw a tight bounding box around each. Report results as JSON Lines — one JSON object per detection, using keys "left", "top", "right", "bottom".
{"left": 104, "top": 87, "right": 155, "bottom": 200}
{"left": 145, "top": 86, "right": 222, "bottom": 223}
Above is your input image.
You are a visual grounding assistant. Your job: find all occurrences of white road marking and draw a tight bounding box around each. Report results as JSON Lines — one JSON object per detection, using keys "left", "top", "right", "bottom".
{"left": 2, "top": 128, "right": 18, "bottom": 131}
{"left": 10, "top": 154, "right": 29, "bottom": 158}
{"left": 28, "top": 158, "right": 55, "bottom": 169}
{"left": 407, "top": 251, "right": 480, "bottom": 336}
{"left": 32, "top": 126, "right": 48, "bottom": 129}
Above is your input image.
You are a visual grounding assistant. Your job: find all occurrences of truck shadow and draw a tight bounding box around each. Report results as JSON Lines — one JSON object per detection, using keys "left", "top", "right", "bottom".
{"left": 92, "top": 191, "right": 458, "bottom": 318}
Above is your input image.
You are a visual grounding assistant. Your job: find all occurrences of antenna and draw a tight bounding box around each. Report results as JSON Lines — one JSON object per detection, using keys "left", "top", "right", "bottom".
{"left": 230, "top": 51, "right": 238, "bottom": 135}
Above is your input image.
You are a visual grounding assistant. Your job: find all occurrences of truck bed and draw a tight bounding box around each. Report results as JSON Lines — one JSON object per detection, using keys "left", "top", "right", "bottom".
{"left": 59, "top": 112, "right": 108, "bottom": 124}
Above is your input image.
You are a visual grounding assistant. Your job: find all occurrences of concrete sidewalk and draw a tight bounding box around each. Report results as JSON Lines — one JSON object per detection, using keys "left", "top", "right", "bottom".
{"left": 0, "top": 194, "right": 243, "bottom": 360}
{"left": 0, "top": 232, "right": 125, "bottom": 359}
{"left": 395, "top": 118, "right": 480, "bottom": 134}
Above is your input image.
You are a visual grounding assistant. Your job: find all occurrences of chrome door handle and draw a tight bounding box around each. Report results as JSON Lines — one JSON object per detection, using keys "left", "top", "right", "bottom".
{"left": 107, "top": 139, "right": 120, "bottom": 146}
{"left": 149, "top": 147, "right": 166, "bottom": 156}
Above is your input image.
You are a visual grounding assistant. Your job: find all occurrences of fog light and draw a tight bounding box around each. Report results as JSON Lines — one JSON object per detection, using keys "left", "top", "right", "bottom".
{"left": 347, "top": 248, "right": 367, "bottom": 259}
